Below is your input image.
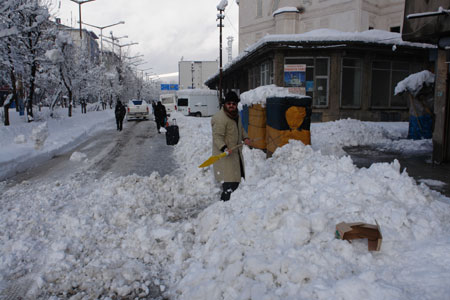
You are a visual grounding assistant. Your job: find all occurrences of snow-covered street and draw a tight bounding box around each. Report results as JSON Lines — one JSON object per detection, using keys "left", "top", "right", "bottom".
{"left": 1, "top": 107, "right": 450, "bottom": 299}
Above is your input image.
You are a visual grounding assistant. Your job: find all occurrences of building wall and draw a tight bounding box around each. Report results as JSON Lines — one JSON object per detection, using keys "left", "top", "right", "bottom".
{"left": 216, "top": 45, "right": 431, "bottom": 122}
{"left": 178, "top": 61, "right": 218, "bottom": 90}
{"left": 238, "top": 0, "right": 405, "bottom": 53}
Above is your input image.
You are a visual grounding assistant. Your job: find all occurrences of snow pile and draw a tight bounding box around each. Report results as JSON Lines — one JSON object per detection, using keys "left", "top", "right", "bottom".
{"left": 1, "top": 109, "right": 449, "bottom": 299}
{"left": 0, "top": 107, "right": 114, "bottom": 180}
{"left": 69, "top": 151, "right": 87, "bottom": 162}
{"left": 14, "top": 134, "right": 27, "bottom": 144}
{"left": 239, "top": 85, "right": 308, "bottom": 107}
{"left": 168, "top": 117, "right": 450, "bottom": 299}
{"left": 30, "top": 122, "right": 49, "bottom": 150}
{"left": 394, "top": 70, "right": 435, "bottom": 97}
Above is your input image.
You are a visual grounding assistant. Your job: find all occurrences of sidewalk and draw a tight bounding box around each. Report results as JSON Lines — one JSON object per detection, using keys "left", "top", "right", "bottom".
{"left": 345, "top": 146, "right": 450, "bottom": 198}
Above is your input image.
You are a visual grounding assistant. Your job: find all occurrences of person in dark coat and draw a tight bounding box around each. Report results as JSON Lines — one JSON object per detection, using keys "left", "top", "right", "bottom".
{"left": 115, "top": 100, "right": 126, "bottom": 131}
{"left": 211, "top": 91, "right": 250, "bottom": 201}
{"left": 154, "top": 101, "right": 167, "bottom": 133}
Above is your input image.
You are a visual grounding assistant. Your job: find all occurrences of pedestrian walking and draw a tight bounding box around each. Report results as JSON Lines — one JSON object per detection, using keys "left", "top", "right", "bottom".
{"left": 211, "top": 91, "right": 250, "bottom": 201}
{"left": 154, "top": 101, "right": 167, "bottom": 133}
{"left": 80, "top": 97, "right": 87, "bottom": 114}
{"left": 115, "top": 100, "right": 126, "bottom": 131}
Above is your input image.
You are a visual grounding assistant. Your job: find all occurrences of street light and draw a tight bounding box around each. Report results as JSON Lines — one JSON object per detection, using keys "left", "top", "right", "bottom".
{"left": 109, "top": 32, "right": 129, "bottom": 54}
{"left": 217, "top": 0, "right": 227, "bottom": 102}
{"left": 69, "top": 0, "right": 96, "bottom": 39}
{"left": 116, "top": 42, "right": 139, "bottom": 60}
{"left": 78, "top": 20, "right": 124, "bottom": 58}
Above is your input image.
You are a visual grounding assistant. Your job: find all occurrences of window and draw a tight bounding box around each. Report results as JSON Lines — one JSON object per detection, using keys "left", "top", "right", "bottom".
{"left": 285, "top": 57, "right": 330, "bottom": 107}
{"left": 177, "top": 98, "right": 188, "bottom": 106}
{"left": 341, "top": 58, "right": 362, "bottom": 107}
{"left": 390, "top": 26, "right": 400, "bottom": 33}
{"left": 260, "top": 61, "right": 273, "bottom": 86}
{"left": 371, "top": 61, "right": 409, "bottom": 108}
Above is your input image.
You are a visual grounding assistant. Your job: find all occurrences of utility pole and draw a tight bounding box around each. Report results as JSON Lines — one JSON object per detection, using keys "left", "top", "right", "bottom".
{"left": 191, "top": 62, "right": 194, "bottom": 89}
{"left": 69, "top": 0, "right": 96, "bottom": 39}
{"left": 217, "top": 3, "right": 226, "bottom": 102}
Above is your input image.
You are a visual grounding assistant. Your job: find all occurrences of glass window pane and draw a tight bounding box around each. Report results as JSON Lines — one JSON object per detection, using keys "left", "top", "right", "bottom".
{"left": 343, "top": 58, "right": 361, "bottom": 67}
{"left": 371, "top": 69, "right": 390, "bottom": 107}
{"left": 315, "top": 58, "right": 328, "bottom": 76}
{"left": 392, "top": 62, "right": 409, "bottom": 71}
{"left": 342, "top": 67, "right": 361, "bottom": 107}
{"left": 373, "top": 61, "right": 390, "bottom": 69}
{"left": 315, "top": 78, "right": 328, "bottom": 106}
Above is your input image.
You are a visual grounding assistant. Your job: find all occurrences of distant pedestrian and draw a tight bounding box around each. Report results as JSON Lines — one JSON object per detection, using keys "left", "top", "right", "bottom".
{"left": 80, "top": 98, "right": 87, "bottom": 114}
{"left": 211, "top": 91, "right": 250, "bottom": 201}
{"left": 154, "top": 101, "right": 167, "bottom": 133}
{"left": 152, "top": 101, "right": 157, "bottom": 116}
{"left": 115, "top": 100, "right": 126, "bottom": 131}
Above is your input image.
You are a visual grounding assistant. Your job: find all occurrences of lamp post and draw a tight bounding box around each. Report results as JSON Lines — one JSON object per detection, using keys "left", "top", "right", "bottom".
{"left": 69, "top": 0, "right": 96, "bottom": 39}
{"left": 108, "top": 32, "right": 129, "bottom": 55}
{"left": 217, "top": 1, "right": 227, "bottom": 102}
{"left": 78, "top": 20, "right": 124, "bottom": 60}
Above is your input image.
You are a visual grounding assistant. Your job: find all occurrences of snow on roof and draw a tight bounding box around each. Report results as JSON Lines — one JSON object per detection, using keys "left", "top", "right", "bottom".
{"left": 272, "top": 7, "right": 299, "bottom": 17}
{"left": 239, "top": 84, "right": 309, "bottom": 107}
{"left": 177, "top": 89, "right": 217, "bottom": 96}
{"left": 207, "top": 29, "right": 435, "bottom": 83}
{"left": 394, "top": 70, "right": 435, "bottom": 96}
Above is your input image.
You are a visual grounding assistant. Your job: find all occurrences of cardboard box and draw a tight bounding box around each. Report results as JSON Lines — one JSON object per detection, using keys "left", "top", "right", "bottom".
{"left": 335, "top": 222, "right": 382, "bottom": 251}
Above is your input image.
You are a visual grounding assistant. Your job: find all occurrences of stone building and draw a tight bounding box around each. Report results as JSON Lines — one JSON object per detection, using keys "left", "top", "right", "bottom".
{"left": 238, "top": 0, "right": 405, "bottom": 53}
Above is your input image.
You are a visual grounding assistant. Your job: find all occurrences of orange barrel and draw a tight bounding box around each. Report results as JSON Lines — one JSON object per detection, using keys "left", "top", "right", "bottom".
{"left": 266, "top": 96, "right": 312, "bottom": 157}
{"left": 247, "top": 104, "right": 267, "bottom": 150}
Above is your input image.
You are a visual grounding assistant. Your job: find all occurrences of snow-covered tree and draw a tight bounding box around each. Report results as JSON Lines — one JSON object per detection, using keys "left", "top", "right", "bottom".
{"left": 0, "top": 0, "right": 55, "bottom": 124}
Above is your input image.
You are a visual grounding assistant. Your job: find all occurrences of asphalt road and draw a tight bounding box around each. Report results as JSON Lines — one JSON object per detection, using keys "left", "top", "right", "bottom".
{"left": 5, "top": 118, "right": 177, "bottom": 185}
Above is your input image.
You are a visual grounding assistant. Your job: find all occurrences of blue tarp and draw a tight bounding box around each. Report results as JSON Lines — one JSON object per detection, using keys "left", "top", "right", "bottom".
{"left": 240, "top": 105, "right": 249, "bottom": 132}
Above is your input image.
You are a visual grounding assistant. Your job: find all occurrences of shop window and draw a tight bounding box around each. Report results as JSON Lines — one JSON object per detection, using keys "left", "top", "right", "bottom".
{"left": 260, "top": 61, "right": 273, "bottom": 86}
{"left": 285, "top": 57, "right": 329, "bottom": 107}
{"left": 341, "top": 58, "right": 362, "bottom": 108}
{"left": 371, "top": 60, "right": 409, "bottom": 108}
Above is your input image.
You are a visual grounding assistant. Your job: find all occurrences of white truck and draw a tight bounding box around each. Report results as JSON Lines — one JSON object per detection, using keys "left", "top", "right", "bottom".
{"left": 126, "top": 99, "right": 150, "bottom": 120}
{"left": 176, "top": 89, "right": 219, "bottom": 117}
{"left": 159, "top": 93, "right": 177, "bottom": 116}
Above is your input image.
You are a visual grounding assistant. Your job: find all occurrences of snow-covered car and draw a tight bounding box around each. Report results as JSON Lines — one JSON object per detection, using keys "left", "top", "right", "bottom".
{"left": 127, "top": 99, "right": 149, "bottom": 120}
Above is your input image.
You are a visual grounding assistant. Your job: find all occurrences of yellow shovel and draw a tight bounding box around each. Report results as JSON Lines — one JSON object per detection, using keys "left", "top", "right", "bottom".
{"left": 198, "top": 143, "right": 244, "bottom": 168}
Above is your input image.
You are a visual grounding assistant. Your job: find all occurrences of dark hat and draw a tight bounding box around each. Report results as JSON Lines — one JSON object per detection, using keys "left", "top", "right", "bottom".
{"left": 224, "top": 91, "right": 239, "bottom": 103}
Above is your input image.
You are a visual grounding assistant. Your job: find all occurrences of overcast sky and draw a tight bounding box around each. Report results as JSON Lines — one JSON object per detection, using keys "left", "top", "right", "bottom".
{"left": 49, "top": 0, "right": 239, "bottom": 79}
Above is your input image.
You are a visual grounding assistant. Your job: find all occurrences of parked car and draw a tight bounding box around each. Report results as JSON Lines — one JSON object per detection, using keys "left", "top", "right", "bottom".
{"left": 127, "top": 99, "right": 149, "bottom": 120}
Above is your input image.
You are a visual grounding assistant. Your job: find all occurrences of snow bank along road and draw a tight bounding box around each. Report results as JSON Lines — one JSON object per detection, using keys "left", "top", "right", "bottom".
{"left": 1, "top": 113, "right": 450, "bottom": 299}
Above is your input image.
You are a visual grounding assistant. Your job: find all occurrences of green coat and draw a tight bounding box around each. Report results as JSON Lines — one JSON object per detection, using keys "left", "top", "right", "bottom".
{"left": 211, "top": 108, "right": 248, "bottom": 183}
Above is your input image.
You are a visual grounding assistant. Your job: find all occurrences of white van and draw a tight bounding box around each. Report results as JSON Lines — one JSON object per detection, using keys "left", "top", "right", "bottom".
{"left": 176, "top": 89, "right": 219, "bottom": 117}
{"left": 159, "top": 93, "right": 177, "bottom": 116}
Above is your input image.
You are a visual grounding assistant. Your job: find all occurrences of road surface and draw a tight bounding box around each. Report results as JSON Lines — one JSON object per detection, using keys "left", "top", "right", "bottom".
{"left": 5, "top": 119, "right": 177, "bottom": 185}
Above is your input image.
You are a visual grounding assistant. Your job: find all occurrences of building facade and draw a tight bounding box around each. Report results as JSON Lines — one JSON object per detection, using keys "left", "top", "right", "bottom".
{"left": 206, "top": 30, "right": 434, "bottom": 122}
{"left": 178, "top": 60, "right": 218, "bottom": 90}
{"left": 238, "top": 0, "right": 405, "bottom": 53}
